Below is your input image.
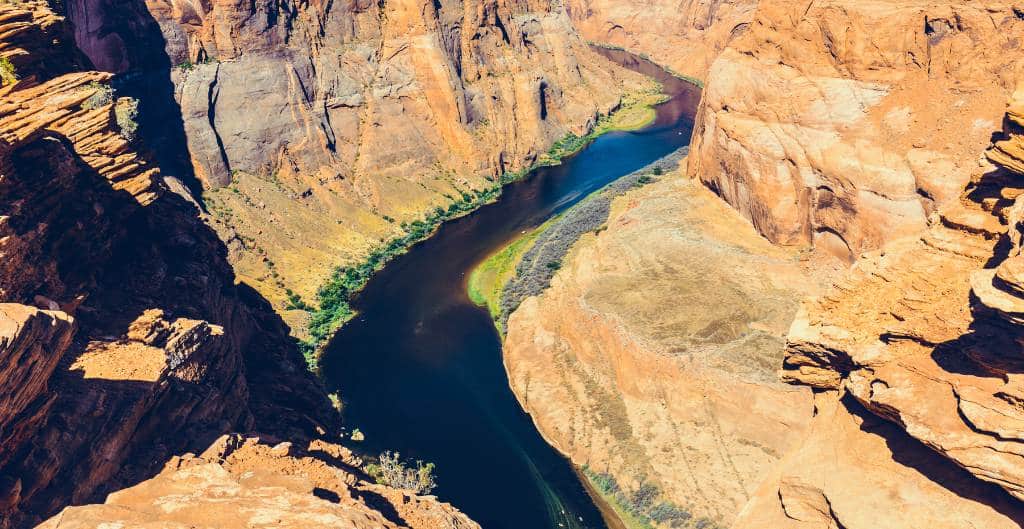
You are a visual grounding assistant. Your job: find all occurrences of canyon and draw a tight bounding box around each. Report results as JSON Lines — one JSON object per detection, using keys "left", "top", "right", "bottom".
{"left": 63, "top": 0, "right": 651, "bottom": 336}
{"left": 4, "top": 0, "right": 1024, "bottom": 527}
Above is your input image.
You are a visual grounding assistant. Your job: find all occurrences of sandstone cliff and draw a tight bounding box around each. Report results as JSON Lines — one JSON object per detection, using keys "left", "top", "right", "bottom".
{"left": 731, "top": 84, "right": 1024, "bottom": 529}
{"left": 0, "top": 4, "right": 469, "bottom": 527}
{"left": 63, "top": 0, "right": 646, "bottom": 319}
{"left": 502, "top": 2, "right": 1024, "bottom": 528}
{"left": 566, "top": 0, "right": 757, "bottom": 81}
{"left": 503, "top": 161, "right": 833, "bottom": 528}
{"left": 688, "top": 0, "right": 1024, "bottom": 262}
{"left": 38, "top": 434, "right": 479, "bottom": 529}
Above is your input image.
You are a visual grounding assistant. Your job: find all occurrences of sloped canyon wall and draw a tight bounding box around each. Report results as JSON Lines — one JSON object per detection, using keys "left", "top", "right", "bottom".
{"left": 503, "top": 1, "right": 1024, "bottom": 528}
{"left": 63, "top": 0, "right": 646, "bottom": 316}
{"left": 0, "top": 3, "right": 476, "bottom": 527}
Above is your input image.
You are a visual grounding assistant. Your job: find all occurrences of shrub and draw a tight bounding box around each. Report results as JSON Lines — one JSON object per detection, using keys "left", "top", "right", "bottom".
{"left": 284, "top": 289, "right": 313, "bottom": 311}
{"left": 82, "top": 82, "right": 114, "bottom": 109}
{"left": 0, "top": 57, "right": 17, "bottom": 86}
{"left": 637, "top": 174, "right": 653, "bottom": 185}
{"left": 115, "top": 97, "right": 139, "bottom": 141}
{"left": 653, "top": 167, "right": 663, "bottom": 176}
{"left": 368, "top": 451, "right": 437, "bottom": 494}
{"left": 630, "top": 482, "right": 658, "bottom": 513}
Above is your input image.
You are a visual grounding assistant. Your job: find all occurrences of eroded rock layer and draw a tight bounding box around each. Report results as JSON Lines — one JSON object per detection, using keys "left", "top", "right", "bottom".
{"left": 64, "top": 0, "right": 646, "bottom": 315}
{"left": 735, "top": 88, "right": 1024, "bottom": 528}
{"left": 566, "top": 0, "right": 757, "bottom": 81}
{"left": 503, "top": 162, "right": 832, "bottom": 527}
{"left": 39, "top": 435, "right": 480, "bottom": 529}
{"left": 688, "top": 0, "right": 1024, "bottom": 262}
{"left": 0, "top": 4, "right": 468, "bottom": 527}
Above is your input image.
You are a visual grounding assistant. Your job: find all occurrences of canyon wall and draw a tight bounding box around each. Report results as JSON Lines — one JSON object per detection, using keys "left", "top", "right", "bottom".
{"left": 732, "top": 84, "right": 1024, "bottom": 529}
{"left": 565, "top": 0, "right": 757, "bottom": 81}
{"left": 503, "top": 2, "right": 1024, "bottom": 529}
{"left": 63, "top": 0, "right": 646, "bottom": 319}
{"left": 503, "top": 163, "right": 831, "bottom": 528}
{"left": 0, "top": 4, "right": 472, "bottom": 527}
{"left": 689, "top": 0, "right": 1024, "bottom": 262}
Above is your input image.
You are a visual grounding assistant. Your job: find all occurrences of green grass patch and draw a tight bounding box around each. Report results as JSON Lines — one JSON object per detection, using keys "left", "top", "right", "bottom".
{"left": 467, "top": 217, "right": 556, "bottom": 323}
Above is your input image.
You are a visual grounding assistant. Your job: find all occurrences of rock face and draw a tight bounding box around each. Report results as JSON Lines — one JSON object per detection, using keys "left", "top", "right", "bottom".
{"left": 732, "top": 88, "right": 1024, "bottom": 528}
{"left": 566, "top": 0, "right": 757, "bottom": 81}
{"left": 688, "top": 0, "right": 1024, "bottom": 262}
{"left": 0, "top": 4, "right": 470, "bottom": 527}
{"left": 39, "top": 435, "right": 480, "bottom": 529}
{"left": 504, "top": 2, "right": 1024, "bottom": 528}
{"left": 62, "top": 0, "right": 645, "bottom": 316}
{"left": 503, "top": 163, "right": 831, "bottom": 527}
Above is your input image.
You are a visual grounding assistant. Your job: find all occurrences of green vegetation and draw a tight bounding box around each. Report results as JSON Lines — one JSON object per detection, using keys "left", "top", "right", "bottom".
{"left": 298, "top": 185, "right": 503, "bottom": 369}
{"left": 0, "top": 56, "right": 18, "bottom": 86}
{"left": 583, "top": 467, "right": 716, "bottom": 529}
{"left": 537, "top": 86, "right": 666, "bottom": 166}
{"left": 467, "top": 218, "right": 556, "bottom": 322}
{"left": 365, "top": 451, "right": 437, "bottom": 494}
{"left": 284, "top": 288, "right": 313, "bottom": 311}
{"left": 115, "top": 97, "right": 139, "bottom": 142}
{"left": 298, "top": 84, "right": 668, "bottom": 371}
{"left": 82, "top": 81, "right": 114, "bottom": 109}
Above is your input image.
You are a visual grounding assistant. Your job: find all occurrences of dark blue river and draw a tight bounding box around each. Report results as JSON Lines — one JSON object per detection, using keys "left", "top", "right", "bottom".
{"left": 321, "top": 49, "right": 701, "bottom": 529}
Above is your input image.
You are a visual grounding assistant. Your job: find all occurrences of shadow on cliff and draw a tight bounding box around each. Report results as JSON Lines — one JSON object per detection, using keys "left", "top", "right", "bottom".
{"left": 845, "top": 394, "right": 1024, "bottom": 524}
{"left": 1, "top": 126, "right": 336, "bottom": 526}
{"left": 64, "top": 0, "right": 207, "bottom": 203}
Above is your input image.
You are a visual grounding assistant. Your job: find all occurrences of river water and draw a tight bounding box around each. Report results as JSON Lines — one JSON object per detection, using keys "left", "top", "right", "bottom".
{"left": 320, "top": 48, "right": 701, "bottom": 529}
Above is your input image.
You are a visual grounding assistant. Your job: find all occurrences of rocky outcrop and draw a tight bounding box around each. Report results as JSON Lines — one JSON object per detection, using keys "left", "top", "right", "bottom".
{"left": 0, "top": 4, "right": 459, "bottom": 527}
{"left": 731, "top": 86, "right": 1024, "bottom": 528}
{"left": 688, "top": 0, "right": 1024, "bottom": 262}
{"left": 39, "top": 434, "right": 479, "bottom": 529}
{"left": 503, "top": 162, "right": 832, "bottom": 527}
{"left": 566, "top": 0, "right": 757, "bottom": 81}
{"left": 62, "top": 0, "right": 646, "bottom": 317}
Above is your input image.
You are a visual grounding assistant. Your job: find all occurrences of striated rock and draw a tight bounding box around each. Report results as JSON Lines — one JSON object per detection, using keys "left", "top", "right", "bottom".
{"left": 566, "top": 0, "right": 757, "bottom": 81}
{"left": 503, "top": 165, "right": 833, "bottom": 526}
{"left": 0, "top": 3, "right": 344, "bottom": 526}
{"left": 0, "top": 305, "right": 74, "bottom": 464}
{"left": 733, "top": 392, "right": 1024, "bottom": 529}
{"left": 735, "top": 84, "right": 1024, "bottom": 525}
{"left": 62, "top": 0, "right": 649, "bottom": 315}
{"left": 39, "top": 435, "right": 480, "bottom": 529}
{"left": 688, "top": 0, "right": 1024, "bottom": 261}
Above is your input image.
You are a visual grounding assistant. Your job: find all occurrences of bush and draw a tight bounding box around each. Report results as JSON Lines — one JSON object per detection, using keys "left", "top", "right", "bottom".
{"left": 0, "top": 57, "right": 18, "bottom": 86}
{"left": 115, "top": 97, "right": 139, "bottom": 141}
{"left": 368, "top": 451, "right": 437, "bottom": 494}
{"left": 653, "top": 167, "right": 663, "bottom": 176}
{"left": 82, "top": 82, "right": 114, "bottom": 109}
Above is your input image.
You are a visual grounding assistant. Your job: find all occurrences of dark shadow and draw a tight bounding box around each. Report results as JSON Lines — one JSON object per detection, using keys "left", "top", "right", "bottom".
{"left": 312, "top": 487, "right": 342, "bottom": 504}
{"left": 61, "top": 0, "right": 207, "bottom": 203}
{"left": 1, "top": 96, "right": 335, "bottom": 527}
{"left": 845, "top": 394, "right": 1024, "bottom": 526}
{"left": 353, "top": 488, "right": 410, "bottom": 527}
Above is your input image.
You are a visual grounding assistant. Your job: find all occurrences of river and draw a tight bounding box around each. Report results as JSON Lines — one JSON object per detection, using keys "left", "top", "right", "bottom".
{"left": 320, "top": 48, "right": 701, "bottom": 529}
